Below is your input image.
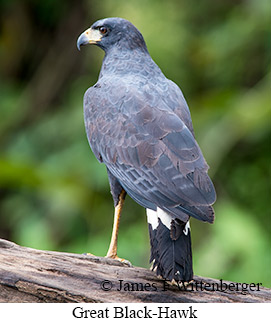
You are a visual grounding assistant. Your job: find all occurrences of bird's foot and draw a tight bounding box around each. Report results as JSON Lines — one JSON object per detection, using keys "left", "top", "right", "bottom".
{"left": 82, "top": 252, "right": 96, "bottom": 256}
{"left": 83, "top": 253, "right": 131, "bottom": 266}
{"left": 170, "top": 279, "right": 194, "bottom": 289}
{"left": 105, "top": 254, "right": 132, "bottom": 266}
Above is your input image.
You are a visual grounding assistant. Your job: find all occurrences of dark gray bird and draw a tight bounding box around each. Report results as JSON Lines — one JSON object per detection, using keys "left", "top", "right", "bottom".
{"left": 77, "top": 17, "right": 216, "bottom": 282}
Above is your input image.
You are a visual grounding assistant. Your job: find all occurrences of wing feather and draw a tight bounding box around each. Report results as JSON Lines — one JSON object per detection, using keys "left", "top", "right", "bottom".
{"left": 84, "top": 78, "right": 216, "bottom": 223}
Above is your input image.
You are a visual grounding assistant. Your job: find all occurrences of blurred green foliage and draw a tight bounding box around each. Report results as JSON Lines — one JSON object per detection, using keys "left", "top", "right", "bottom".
{"left": 0, "top": 0, "right": 270, "bottom": 287}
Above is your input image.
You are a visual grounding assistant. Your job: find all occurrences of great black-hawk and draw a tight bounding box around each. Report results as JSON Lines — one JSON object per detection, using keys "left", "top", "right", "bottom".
{"left": 77, "top": 17, "right": 216, "bottom": 282}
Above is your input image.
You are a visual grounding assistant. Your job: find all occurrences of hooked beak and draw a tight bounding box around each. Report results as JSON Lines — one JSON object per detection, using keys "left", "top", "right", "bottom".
{"left": 77, "top": 28, "right": 102, "bottom": 50}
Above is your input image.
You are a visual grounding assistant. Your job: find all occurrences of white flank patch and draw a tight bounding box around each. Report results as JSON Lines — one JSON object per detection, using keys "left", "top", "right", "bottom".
{"left": 183, "top": 220, "right": 190, "bottom": 235}
{"left": 157, "top": 207, "right": 172, "bottom": 229}
{"left": 146, "top": 208, "right": 159, "bottom": 230}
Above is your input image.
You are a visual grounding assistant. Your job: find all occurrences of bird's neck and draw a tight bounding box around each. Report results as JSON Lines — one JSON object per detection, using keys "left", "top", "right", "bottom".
{"left": 99, "top": 46, "right": 162, "bottom": 79}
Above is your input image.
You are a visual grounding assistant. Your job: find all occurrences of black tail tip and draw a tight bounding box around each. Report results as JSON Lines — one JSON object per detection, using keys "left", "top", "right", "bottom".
{"left": 148, "top": 219, "right": 193, "bottom": 283}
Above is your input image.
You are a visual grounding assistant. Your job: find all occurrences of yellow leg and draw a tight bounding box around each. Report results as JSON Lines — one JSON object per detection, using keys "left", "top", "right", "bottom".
{"left": 105, "top": 190, "right": 128, "bottom": 262}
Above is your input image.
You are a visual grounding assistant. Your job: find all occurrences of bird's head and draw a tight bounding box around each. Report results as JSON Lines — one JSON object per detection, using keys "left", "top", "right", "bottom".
{"left": 77, "top": 17, "right": 147, "bottom": 53}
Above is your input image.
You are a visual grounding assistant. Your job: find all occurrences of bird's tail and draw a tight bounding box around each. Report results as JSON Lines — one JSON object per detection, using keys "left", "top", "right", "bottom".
{"left": 147, "top": 208, "right": 193, "bottom": 283}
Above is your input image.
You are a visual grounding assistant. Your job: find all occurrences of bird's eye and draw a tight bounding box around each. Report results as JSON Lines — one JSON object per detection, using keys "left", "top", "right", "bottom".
{"left": 99, "top": 26, "right": 108, "bottom": 34}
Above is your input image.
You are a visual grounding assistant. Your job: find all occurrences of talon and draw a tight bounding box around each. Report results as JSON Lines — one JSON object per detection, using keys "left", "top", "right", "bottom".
{"left": 83, "top": 252, "right": 95, "bottom": 256}
{"left": 106, "top": 254, "right": 132, "bottom": 266}
{"left": 119, "top": 258, "right": 132, "bottom": 266}
{"left": 170, "top": 279, "right": 194, "bottom": 288}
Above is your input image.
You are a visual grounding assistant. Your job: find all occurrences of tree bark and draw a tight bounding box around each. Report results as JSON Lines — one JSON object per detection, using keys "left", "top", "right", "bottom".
{"left": 0, "top": 238, "right": 270, "bottom": 303}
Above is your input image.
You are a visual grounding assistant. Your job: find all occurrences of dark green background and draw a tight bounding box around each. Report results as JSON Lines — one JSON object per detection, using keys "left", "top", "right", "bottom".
{"left": 0, "top": 0, "right": 270, "bottom": 287}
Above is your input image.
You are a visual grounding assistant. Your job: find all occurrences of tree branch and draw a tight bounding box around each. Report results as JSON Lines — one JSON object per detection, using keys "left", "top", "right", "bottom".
{"left": 0, "top": 239, "right": 270, "bottom": 303}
